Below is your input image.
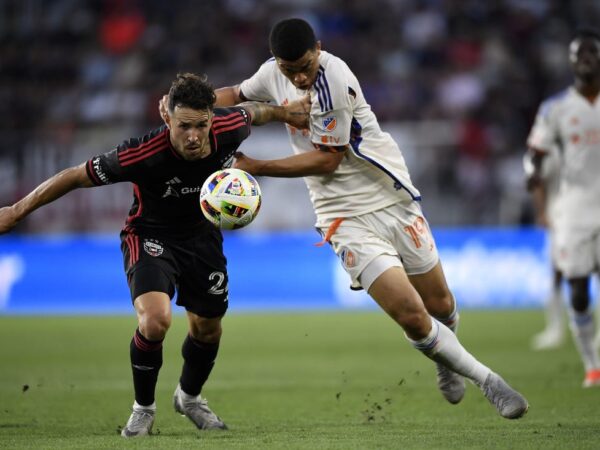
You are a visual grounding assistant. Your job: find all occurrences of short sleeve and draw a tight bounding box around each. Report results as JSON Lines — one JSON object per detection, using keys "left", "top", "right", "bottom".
{"left": 527, "top": 99, "right": 558, "bottom": 153}
{"left": 309, "top": 61, "right": 353, "bottom": 147}
{"left": 86, "top": 148, "right": 127, "bottom": 186}
{"left": 240, "top": 59, "right": 278, "bottom": 103}
{"left": 212, "top": 107, "right": 252, "bottom": 143}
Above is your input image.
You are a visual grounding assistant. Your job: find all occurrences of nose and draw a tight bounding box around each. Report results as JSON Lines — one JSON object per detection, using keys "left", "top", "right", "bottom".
{"left": 294, "top": 73, "right": 308, "bottom": 84}
{"left": 187, "top": 130, "right": 200, "bottom": 143}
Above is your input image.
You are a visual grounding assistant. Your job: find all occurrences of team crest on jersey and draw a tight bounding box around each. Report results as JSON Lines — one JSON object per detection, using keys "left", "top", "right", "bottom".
{"left": 143, "top": 239, "right": 164, "bottom": 257}
{"left": 323, "top": 116, "right": 337, "bottom": 131}
{"left": 340, "top": 248, "right": 357, "bottom": 268}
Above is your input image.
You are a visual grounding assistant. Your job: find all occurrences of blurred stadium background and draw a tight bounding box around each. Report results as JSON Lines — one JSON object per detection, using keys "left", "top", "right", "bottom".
{"left": 1, "top": 0, "right": 600, "bottom": 313}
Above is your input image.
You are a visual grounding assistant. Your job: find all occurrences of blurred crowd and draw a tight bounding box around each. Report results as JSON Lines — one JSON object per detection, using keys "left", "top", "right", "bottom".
{"left": 1, "top": 0, "right": 599, "bottom": 231}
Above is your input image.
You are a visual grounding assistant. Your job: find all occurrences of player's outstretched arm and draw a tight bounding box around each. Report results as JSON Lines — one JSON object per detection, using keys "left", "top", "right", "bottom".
{"left": 214, "top": 85, "right": 244, "bottom": 106}
{"left": 240, "top": 97, "right": 309, "bottom": 129}
{"left": 233, "top": 148, "right": 345, "bottom": 178}
{"left": 159, "top": 88, "right": 309, "bottom": 129}
{"left": 0, "top": 163, "right": 93, "bottom": 234}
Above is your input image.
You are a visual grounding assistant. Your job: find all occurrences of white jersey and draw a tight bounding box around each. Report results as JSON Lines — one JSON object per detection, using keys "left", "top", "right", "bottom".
{"left": 240, "top": 51, "right": 420, "bottom": 227}
{"left": 527, "top": 86, "right": 600, "bottom": 230}
{"left": 542, "top": 148, "right": 562, "bottom": 225}
{"left": 523, "top": 146, "right": 561, "bottom": 225}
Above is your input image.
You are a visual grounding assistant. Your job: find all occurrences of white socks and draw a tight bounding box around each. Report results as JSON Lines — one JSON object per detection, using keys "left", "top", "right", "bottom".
{"left": 409, "top": 317, "right": 491, "bottom": 385}
{"left": 133, "top": 401, "right": 156, "bottom": 411}
{"left": 569, "top": 309, "right": 600, "bottom": 371}
{"left": 546, "top": 290, "right": 565, "bottom": 333}
{"left": 437, "top": 298, "right": 459, "bottom": 333}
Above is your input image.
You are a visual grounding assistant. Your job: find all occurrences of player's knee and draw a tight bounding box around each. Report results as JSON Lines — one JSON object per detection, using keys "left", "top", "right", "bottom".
{"left": 425, "top": 291, "right": 455, "bottom": 318}
{"left": 139, "top": 312, "right": 171, "bottom": 340}
{"left": 189, "top": 317, "right": 222, "bottom": 344}
{"left": 569, "top": 278, "right": 590, "bottom": 312}
{"left": 192, "top": 327, "right": 222, "bottom": 344}
{"left": 570, "top": 289, "right": 590, "bottom": 312}
{"left": 397, "top": 310, "right": 431, "bottom": 340}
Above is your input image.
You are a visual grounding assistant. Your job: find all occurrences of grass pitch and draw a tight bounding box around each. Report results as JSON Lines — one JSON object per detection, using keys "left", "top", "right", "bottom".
{"left": 1, "top": 310, "right": 599, "bottom": 449}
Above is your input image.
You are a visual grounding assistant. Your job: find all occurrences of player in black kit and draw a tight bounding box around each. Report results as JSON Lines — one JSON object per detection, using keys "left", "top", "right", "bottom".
{"left": 0, "top": 72, "right": 309, "bottom": 437}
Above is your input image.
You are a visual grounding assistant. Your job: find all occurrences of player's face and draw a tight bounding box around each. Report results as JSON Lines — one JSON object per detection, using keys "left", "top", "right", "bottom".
{"left": 276, "top": 43, "right": 321, "bottom": 91}
{"left": 167, "top": 106, "right": 213, "bottom": 161}
{"left": 569, "top": 37, "right": 600, "bottom": 81}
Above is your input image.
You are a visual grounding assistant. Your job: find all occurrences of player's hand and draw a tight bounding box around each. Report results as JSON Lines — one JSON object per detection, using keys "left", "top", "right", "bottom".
{"left": 233, "top": 152, "right": 260, "bottom": 175}
{"left": 0, "top": 206, "right": 20, "bottom": 234}
{"left": 158, "top": 95, "right": 169, "bottom": 124}
{"left": 284, "top": 95, "right": 310, "bottom": 130}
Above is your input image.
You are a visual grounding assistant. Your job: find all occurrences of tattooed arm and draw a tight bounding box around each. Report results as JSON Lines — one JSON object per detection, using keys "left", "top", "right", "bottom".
{"left": 240, "top": 97, "right": 310, "bottom": 129}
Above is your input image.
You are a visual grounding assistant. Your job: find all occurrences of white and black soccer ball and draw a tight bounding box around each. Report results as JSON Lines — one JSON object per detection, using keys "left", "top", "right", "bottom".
{"left": 200, "top": 168, "right": 262, "bottom": 230}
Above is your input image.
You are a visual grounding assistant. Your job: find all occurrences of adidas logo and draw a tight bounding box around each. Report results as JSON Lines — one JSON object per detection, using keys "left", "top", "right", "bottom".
{"left": 162, "top": 177, "right": 182, "bottom": 198}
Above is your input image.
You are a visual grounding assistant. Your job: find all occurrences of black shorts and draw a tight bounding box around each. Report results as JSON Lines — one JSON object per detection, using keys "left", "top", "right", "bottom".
{"left": 120, "top": 227, "right": 229, "bottom": 318}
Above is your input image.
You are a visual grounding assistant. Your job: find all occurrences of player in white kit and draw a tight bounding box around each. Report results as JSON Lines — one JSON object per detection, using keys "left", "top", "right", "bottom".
{"left": 526, "top": 28, "right": 600, "bottom": 387}
{"left": 215, "top": 18, "right": 528, "bottom": 418}
{"left": 523, "top": 148, "right": 566, "bottom": 350}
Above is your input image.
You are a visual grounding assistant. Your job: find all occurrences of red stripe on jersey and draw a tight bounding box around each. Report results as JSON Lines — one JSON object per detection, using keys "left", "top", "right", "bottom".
{"left": 118, "top": 129, "right": 166, "bottom": 159}
{"left": 213, "top": 121, "right": 247, "bottom": 135}
{"left": 213, "top": 116, "right": 246, "bottom": 132}
{"left": 126, "top": 184, "right": 144, "bottom": 224}
{"left": 212, "top": 112, "right": 240, "bottom": 123}
{"left": 119, "top": 139, "right": 164, "bottom": 163}
{"left": 211, "top": 130, "right": 217, "bottom": 150}
{"left": 120, "top": 145, "right": 167, "bottom": 167}
{"left": 86, "top": 159, "right": 102, "bottom": 185}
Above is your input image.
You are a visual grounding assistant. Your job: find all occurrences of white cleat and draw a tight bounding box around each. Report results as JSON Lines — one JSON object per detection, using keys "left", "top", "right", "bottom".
{"left": 436, "top": 363, "right": 466, "bottom": 404}
{"left": 479, "top": 372, "right": 529, "bottom": 419}
{"left": 121, "top": 404, "right": 155, "bottom": 437}
{"left": 173, "top": 384, "right": 227, "bottom": 430}
{"left": 530, "top": 328, "right": 564, "bottom": 351}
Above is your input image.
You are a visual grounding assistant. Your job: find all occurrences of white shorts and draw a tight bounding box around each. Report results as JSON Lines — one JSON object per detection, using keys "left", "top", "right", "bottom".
{"left": 318, "top": 201, "right": 439, "bottom": 291}
{"left": 555, "top": 226, "right": 600, "bottom": 278}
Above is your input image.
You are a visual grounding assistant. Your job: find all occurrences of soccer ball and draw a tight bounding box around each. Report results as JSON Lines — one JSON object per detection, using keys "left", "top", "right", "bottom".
{"left": 200, "top": 168, "right": 262, "bottom": 230}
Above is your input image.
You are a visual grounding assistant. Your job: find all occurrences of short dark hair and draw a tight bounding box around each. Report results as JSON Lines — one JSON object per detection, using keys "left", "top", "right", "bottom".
{"left": 269, "top": 18, "right": 317, "bottom": 61}
{"left": 574, "top": 26, "right": 600, "bottom": 42}
{"left": 168, "top": 73, "right": 216, "bottom": 112}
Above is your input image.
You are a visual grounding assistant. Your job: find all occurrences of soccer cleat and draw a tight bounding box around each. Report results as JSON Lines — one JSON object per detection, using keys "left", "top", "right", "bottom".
{"left": 173, "top": 384, "right": 227, "bottom": 430}
{"left": 530, "top": 328, "right": 564, "bottom": 351}
{"left": 479, "top": 372, "right": 529, "bottom": 419}
{"left": 583, "top": 369, "right": 600, "bottom": 388}
{"left": 436, "top": 363, "right": 465, "bottom": 404}
{"left": 121, "top": 405, "right": 155, "bottom": 437}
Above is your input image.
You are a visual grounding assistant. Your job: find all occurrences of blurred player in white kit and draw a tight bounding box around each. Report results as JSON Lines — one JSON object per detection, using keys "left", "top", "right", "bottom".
{"left": 523, "top": 148, "right": 566, "bottom": 350}
{"left": 527, "top": 27, "right": 600, "bottom": 387}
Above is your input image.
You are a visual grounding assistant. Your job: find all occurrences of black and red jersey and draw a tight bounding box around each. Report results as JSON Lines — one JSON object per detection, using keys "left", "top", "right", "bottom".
{"left": 85, "top": 106, "right": 251, "bottom": 237}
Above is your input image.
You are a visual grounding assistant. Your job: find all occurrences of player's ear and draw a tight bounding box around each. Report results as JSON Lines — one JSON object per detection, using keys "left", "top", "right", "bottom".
{"left": 159, "top": 95, "right": 170, "bottom": 125}
{"left": 163, "top": 110, "right": 171, "bottom": 129}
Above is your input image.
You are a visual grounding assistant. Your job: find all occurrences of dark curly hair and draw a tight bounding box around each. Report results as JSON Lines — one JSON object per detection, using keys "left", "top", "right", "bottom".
{"left": 269, "top": 18, "right": 317, "bottom": 61}
{"left": 168, "top": 73, "right": 216, "bottom": 112}
{"left": 574, "top": 26, "right": 600, "bottom": 42}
